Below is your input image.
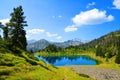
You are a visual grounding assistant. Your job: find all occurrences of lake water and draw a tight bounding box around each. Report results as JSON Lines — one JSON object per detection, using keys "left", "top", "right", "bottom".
{"left": 35, "top": 55, "right": 97, "bottom": 66}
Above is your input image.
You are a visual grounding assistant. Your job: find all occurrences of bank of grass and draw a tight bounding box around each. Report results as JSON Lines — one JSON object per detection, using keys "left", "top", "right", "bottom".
{"left": 0, "top": 52, "right": 94, "bottom": 80}
{"left": 78, "top": 52, "right": 120, "bottom": 70}
{"left": 35, "top": 51, "right": 82, "bottom": 57}
{"left": 36, "top": 52, "right": 120, "bottom": 70}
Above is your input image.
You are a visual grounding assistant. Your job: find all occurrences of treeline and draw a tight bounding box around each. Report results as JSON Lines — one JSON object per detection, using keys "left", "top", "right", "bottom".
{"left": 95, "top": 31, "right": 120, "bottom": 64}
{"left": 38, "top": 44, "right": 65, "bottom": 53}
{"left": 38, "top": 44, "right": 88, "bottom": 54}
{"left": 40, "top": 30, "right": 120, "bottom": 64}
{"left": 83, "top": 30, "right": 120, "bottom": 64}
{"left": 69, "top": 30, "right": 120, "bottom": 64}
{"left": 0, "top": 6, "right": 27, "bottom": 53}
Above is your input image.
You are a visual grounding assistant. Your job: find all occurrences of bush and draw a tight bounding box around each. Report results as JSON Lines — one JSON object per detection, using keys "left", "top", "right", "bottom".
{"left": 0, "top": 69, "right": 12, "bottom": 75}
{"left": 115, "top": 50, "right": 120, "bottom": 64}
{"left": 77, "top": 73, "right": 90, "bottom": 78}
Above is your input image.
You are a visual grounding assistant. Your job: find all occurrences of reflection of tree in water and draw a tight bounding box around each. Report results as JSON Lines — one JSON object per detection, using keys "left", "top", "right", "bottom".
{"left": 81, "top": 56, "right": 92, "bottom": 60}
{"left": 41, "top": 55, "right": 81, "bottom": 63}
{"left": 65, "top": 55, "right": 80, "bottom": 61}
{"left": 42, "top": 56, "right": 62, "bottom": 64}
{"left": 81, "top": 56, "right": 97, "bottom": 63}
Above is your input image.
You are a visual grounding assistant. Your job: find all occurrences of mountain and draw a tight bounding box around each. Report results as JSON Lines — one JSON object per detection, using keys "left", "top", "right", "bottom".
{"left": 79, "top": 30, "right": 120, "bottom": 58}
{"left": 27, "top": 39, "right": 84, "bottom": 52}
{"left": 27, "top": 39, "right": 36, "bottom": 44}
{"left": 81, "top": 30, "right": 120, "bottom": 48}
{"left": 53, "top": 39, "right": 84, "bottom": 48}
{"left": 27, "top": 39, "right": 50, "bottom": 52}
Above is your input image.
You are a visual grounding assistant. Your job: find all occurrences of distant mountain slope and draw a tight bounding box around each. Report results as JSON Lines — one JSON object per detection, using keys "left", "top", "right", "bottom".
{"left": 82, "top": 30, "right": 120, "bottom": 48}
{"left": 54, "top": 39, "right": 83, "bottom": 48}
{"left": 27, "top": 39, "right": 50, "bottom": 52}
{"left": 27, "top": 39, "right": 84, "bottom": 52}
{"left": 79, "top": 30, "right": 120, "bottom": 58}
{"left": 27, "top": 39, "right": 36, "bottom": 44}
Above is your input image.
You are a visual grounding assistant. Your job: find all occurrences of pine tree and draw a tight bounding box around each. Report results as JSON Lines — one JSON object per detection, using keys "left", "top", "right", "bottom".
{"left": 1, "top": 24, "right": 9, "bottom": 40}
{"left": 115, "top": 50, "right": 120, "bottom": 64}
{"left": 96, "top": 45, "right": 105, "bottom": 57}
{"left": 8, "top": 6, "right": 28, "bottom": 50}
{"left": 115, "top": 36, "right": 120, "bottom": 64}
{"left": 0, "top": 22, "right": 3, "bottom": 36}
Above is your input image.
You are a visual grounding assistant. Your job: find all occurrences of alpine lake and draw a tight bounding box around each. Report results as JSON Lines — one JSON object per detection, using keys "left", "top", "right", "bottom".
{"left": 35, "top": 54, "right": 98, "bottom": 66}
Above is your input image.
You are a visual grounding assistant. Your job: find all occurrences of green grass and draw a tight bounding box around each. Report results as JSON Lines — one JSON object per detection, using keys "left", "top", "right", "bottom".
{"left": 0, "top": 52, "right": 94, "bottom": 80}
{"left": 0, "top": 66, "right": 93, "bottom": 80}
{"left": 77, "top": 52, "right": 120, "bottom": 70}
{"left": 1, "top": 51, "right": 120, "bottom": 80}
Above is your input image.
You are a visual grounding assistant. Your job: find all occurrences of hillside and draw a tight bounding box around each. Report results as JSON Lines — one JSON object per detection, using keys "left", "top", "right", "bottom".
{"left": 81, "top": 30, "right": 120, "bottom": 48}
{"left": 0, "top": 51, "right": 94, "bottom": 80}
{"left": 77, "top": 30, "right": 120, "bottom": 59}
{"left": 27, "top": 39, "right": 84, "bottom": 52}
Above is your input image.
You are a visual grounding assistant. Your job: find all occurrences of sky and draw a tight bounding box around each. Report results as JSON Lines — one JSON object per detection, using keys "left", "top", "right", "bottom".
{"left": 0, "top": 0, "right": 120, "bottom": 42}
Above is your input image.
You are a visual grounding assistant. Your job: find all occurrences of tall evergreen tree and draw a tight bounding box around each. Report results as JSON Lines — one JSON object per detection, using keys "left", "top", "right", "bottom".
{"left": 115, "top": 50, "right": 120, "bottom": 64}
{"left": 1, "top": 24, "right": 9, "bottom": 40}
{"left": 8, "top": 6, "right": 28, "bottom": 50}
{"left": 115, "top": 36, "right": 120, "bottom": 64}
{"left": 0, "top": 22, "right": 3, "bottom": 40}
{"left": 96, "top": 45, "right": 105, "bottom": 57}
{"left": 0, "top": 22, "right": 3, "bottom": 33}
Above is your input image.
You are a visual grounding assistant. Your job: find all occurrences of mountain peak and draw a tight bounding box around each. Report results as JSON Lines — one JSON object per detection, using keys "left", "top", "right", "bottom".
{"left": 27, "top": 39, "right": 84, "bottom": 52}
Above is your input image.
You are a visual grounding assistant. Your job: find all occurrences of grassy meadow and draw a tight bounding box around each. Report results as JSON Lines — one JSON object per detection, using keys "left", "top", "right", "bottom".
{"left": 0, "top": 52, "right": 94, "bottom": 80}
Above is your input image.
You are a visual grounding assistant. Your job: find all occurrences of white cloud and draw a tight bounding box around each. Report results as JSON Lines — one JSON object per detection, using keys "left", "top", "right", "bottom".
{"left": 46, "top": 32, "right": 58, "bottom": 37}
{"left": 58, "top": 15, "right": 62, "bottom": 18}
{"left": 65, "top": 8, "right": 114, "bottom": 32}
{"left": 52, "top": 16, "right": 55, "bottom": 18}
{"left": 27, "top": 29, "right": 45, "bottom": 34}
{"left": 0, "top": 18, "right": 10, "bottom": 25}
{"left": 113, "top": 0, "right": 120, "bottom": 9}
{"left": 73, "top": 8, "right": 114, "bottom": 25}
{"left": 26, "top": 35, "right": 31, "bottom": 40}
{"left": 26, "top": 28, "right": 62, "bottom": 40}
{"left": 86, "top": 2, "right": 95, "bottom": 8}
{"left": 56, "top": 36, "right": 62, "bottom": 39}
{"left": 52, "top": 15, "right": 62, "bottom": 18}
{"left": 46, "top": 32, "right": 62, "bottom": 39}
{"left": 65, "top": 25, "right": 78, "bottom": 32}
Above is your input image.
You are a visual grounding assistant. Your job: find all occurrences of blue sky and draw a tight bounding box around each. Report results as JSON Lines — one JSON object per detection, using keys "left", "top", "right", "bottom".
{"left": 0, "top": 0, "right": 120, "bottom": 42}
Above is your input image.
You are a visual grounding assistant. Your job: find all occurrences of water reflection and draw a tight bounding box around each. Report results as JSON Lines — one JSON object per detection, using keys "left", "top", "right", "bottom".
{"left": 35, "top": 55, "right": 97, "bottom": 66}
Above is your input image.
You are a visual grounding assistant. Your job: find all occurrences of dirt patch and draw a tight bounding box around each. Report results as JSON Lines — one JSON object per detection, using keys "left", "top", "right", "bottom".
{"left": 67, "top": 66, "right": 120, "bottom": 80}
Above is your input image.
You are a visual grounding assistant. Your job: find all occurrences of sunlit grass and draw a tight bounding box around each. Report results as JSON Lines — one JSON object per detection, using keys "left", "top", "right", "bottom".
{"left": 0, "top": 52, "right": 94, "bottom": 80}
{"left": 78, "top": 52, "right": 120, "bottom": 70}
{"left": 1, "top": 51, "right": 120, "bottom": 80}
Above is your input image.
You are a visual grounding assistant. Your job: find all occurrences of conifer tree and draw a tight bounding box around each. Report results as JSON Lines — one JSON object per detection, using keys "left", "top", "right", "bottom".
{"left": 2, "top": 24, "right": 9, "bottom": 40}
{"left": 8, "top": 6, "right": 28, "bottom": 50}
{"left": 115, "top": 36, "right": 120, "bottom": 64}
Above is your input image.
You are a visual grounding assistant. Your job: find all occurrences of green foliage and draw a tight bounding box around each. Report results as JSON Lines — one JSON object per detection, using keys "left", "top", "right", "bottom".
{"left": 115, "top": 36, "right": 120, "bottom": 64}
{"left": 2, "top": 24, "right": 9, "bottom": 40}
{"left": 115, "top": 50, "right": 120, "bottom": 64}
{"left": 0, "top": 6, "right": 28, "bottom": 53}
{"left": 81, "top": 30, "right": 120, "bottom": 61}
{"left": 0, "top": 39, "right": 11, "bottom": 53}
{"left": 0, "top": 23, "right": 3, "bottom": 41}
{"left": 78, "top": 73, "right": 90, "bottom": 78}
{"left": 8, "top": 5, "right": 27, "bottom": 50}
{"left": 96, "top": 45, "right": 105, "bottom": 57}
{"left": 43, "top": 44, "right": 63, "bottom": 53}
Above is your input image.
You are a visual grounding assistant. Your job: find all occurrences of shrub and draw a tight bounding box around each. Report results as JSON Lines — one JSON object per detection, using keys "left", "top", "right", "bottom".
{"left": 77, "top": 73, "right": 90, "bottom": 78}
